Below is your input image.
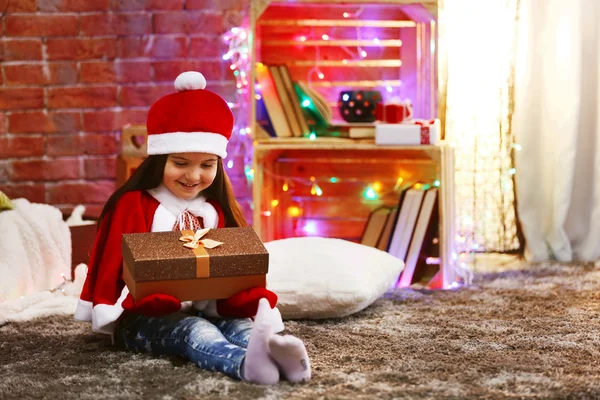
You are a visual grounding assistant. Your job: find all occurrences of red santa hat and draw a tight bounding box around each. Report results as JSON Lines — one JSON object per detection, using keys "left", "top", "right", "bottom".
{"left": 146, "top": 71, "right": 234, "bottom": 158}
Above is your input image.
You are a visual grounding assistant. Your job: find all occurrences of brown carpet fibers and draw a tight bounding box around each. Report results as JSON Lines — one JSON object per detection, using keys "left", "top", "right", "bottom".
{"left": 1, "top": 262, "right": 600, "bottom": 399}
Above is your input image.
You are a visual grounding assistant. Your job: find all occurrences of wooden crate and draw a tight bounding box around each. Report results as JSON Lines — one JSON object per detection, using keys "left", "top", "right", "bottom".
{"left": 249, "top": 0, "right": 438, "bottom": 130}
{"left": 253, "top": 138, "right": 457, "bottom": 287}
{"left": 117, "top": 124, "right": 147, "bottom": 187}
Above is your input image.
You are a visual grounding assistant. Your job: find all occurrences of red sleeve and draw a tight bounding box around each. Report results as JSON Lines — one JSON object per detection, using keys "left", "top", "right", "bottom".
{"left": 79, "top": 191, "right": 151, "bottom": 308}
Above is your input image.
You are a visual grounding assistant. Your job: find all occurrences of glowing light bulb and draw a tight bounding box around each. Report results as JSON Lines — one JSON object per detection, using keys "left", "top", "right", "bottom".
{"left": 342, "top": 94, "right": 350, "bottom": 101}
{"left": 329, "top": 177, "right": 338, "bottom": 183}
{"left": 317, "top": 72, "right": 325, "bottom": 79}
{"left": 255, "top": 94, "right": 262, "bottom": 100}
{"left": 322, "top": 34, "right": 329, "bottom": 41}
{"left": 282, "top": 182, "right": 289, "bottom": 192}
{"left": 262, "top": 211, "right": 272, "bottom": 217}
{"left": 271, "top": 199, "right": 279, "bottom": 207}
{"left": 309, "top": 132, "right": 317, "bottom": 140}
{"left": 227, "top": 160, "right": 234, "bottom": 169}
{"left": 434, "top": 180, "right": 440, "bottom": 187}
{"left": 302, "top": 99, "right": 311, "bottom": 107}
{"left": 364, "top": 187, "right": 378, "bottom": 200}
{"left": 360, "top": 50, "right": 367, "bottom": 58}
{"left": 373, "top": 38, "right": 380, "bottom": 45}
{"left": 512, "top": 143, "right": 522, "bottom": 151}
{"left": 372, "top": 181, "right": 382, "bottom": 191}
{"left": 299, "top": 36, "right": 307, "bottom": 42}
{"left": 386, "top": 86, "right": 393, "bottom": 93}
{"left": 508, "top": 168, "right": 516, "bottom": 175}
{"left": 343, "top": 12, "right": 349, "bottom": 18}
{"left": 288, "top": 206, "right": 301, "bottom": 217}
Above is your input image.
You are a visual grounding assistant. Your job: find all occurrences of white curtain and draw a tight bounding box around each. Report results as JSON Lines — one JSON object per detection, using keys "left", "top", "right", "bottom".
{"left": 514, "top": 0, "right": 600, "bottom": 261}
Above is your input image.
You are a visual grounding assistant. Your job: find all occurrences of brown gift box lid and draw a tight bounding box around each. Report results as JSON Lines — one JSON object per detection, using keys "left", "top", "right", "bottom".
{"left": 122, "top": 226, "right": 269, "bottom": 282}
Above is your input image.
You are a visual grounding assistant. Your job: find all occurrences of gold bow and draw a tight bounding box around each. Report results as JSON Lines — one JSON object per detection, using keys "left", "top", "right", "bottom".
{"left": 179, "top": 228, "right": 224, "bottom": 249}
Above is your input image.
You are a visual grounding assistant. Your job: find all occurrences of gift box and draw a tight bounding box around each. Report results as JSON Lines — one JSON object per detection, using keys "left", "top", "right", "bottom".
{"left": 122, "top": 227, "right": 269, "bottom": 301}
{"left": 375, "top": 119, "right": 441, "bottom": 146}
{"left": 375, "top": 101, "right": 413, "bottom": 123}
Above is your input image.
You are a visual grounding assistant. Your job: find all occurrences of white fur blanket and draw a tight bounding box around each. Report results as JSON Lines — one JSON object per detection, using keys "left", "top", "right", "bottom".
{"left": 0, "top": 199, "right": 71, "bottom": 302}
{"left": 0, "top": 264, "right": 86, "bottom": 326}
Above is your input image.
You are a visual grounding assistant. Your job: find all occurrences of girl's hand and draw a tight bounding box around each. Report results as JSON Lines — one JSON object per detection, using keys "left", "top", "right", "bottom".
{"left": 122, "top": 293, "right": 181, "bottom": 317}
{"left": 216, "top": 287, "right": 278, "bottom": 318}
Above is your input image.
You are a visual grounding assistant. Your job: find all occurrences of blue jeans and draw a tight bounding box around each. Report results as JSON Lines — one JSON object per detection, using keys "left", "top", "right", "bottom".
{"left": 115, "top": 311, "right": 253, "bottom": 380}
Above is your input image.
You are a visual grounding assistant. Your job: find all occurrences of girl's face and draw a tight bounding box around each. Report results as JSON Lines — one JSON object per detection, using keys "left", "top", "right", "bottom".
{"left": 163, "top": 152, "right": 218, "bottom": 200}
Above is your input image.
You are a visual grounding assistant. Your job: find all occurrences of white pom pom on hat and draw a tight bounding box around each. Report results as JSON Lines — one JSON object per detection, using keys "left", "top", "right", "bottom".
{"left": 174, "top": 71, "right": 207, "bottom": 92}
{"left": 146, "top": 71, "right": 234, "bottom": 158}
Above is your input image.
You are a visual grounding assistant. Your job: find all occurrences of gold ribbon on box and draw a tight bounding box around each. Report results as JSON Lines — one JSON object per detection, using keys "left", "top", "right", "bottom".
{"left": 179, "top": 228, "right": 224, "bottom": 278}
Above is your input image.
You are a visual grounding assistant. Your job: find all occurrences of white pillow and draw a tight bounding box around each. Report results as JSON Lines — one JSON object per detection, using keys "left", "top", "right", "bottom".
{"left": 265, "top": 237, "right": 404, "bottom": 319}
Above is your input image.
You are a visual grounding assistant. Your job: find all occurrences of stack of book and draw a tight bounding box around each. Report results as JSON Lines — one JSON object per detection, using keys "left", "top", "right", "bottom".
{"left": 360, "top": 184, "right": 440, "bottom": 287}
{"left": 256, "top": 63, "right": 375, "bottom": 140}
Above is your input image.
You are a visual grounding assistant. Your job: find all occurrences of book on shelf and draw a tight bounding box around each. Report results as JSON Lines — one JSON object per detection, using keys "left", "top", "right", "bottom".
{"left": 376, "top": 205, "right": 399, "bottom": 251}
{"left": 387, "top": 185, "right": 427, "bottom": 262}
{"left": 295, "top": 81, "right": 332, "bottom": 126}
{"left": 278, "top": 65, "right": 311, "bottom": 137}
{"left": 255, "top": 94, "right": 277, "bottom": 138}
{"left": 255, "top": 63, "right": 292, "bottom": 138}
{"left": 360, "top": 206, "right": 393, "bottom": 248}
{"left": 268, "top": 65, "right": 303, "bottom": 138}
{"left": 329, "top": 120, "right": 376, "bottom": 139}
{"left": 397, "top": 188, "right": 439, "bottom": 287}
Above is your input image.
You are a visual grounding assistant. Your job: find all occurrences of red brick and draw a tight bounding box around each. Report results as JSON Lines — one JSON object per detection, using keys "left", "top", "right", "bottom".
{"left": 113, "top": 0, "right": 184, "bottom": 10}
{"left": 0, "top": 136, "right": 45, "bottom": 158}
{"left": 46, "top": 38, "right": 117, "bottom": 61}
{"left": 84, "top": 157, "right": 116, "bottom": 179}
{"left": 80, "top": 62, "right": 115, "bottom": 83}
{"left": 118, "top": 61, "right": 152, "bottom": 83}
{"left": 82, "top": 133, "right": 119, "bottom": 155}
{"left": 6, "top": 0, "right": 37, "bottom": 12}
{"left": 9, "top": 111, "right": 81, "bottom": 134}
{"left": 0, "top": 161, "right": 8, "bottom": 183}
{"left": 80, "top": 13, "right": 151, "bottom": 36}
{"left": 0, "top": 113, "right": 6, "bottom": 134}
{"left": 0, "top": 184, "right": 46, "bottom": 203}
{"left": 10, "top": 159, "right": 81, "bottom": 182}
{"left": 48, "top": 86, "right": 118, "bottom": 109}
{"left": 5, "top": 15, "right": 79, "bottom": 37}
{"left": 152, "top": 60, "right": 222, "bottom": 82}
{"left": 46, "top": 134, "right": 84, "bottom": 156}
{"left": 48, "top": 181, "right": 115, "bottom": 204}
{"left": 38, "top": 0, "right": 110, "bottom": 12}
{"left": 222, "top": 10, "right": 243, "bottom": 32}
{"left": 83, "top": 109, "right": 147, "bottom": 132}
{"left": 185, "top": 0, "right": 244, "bottom": 10}
{"left": 4, "top": 63, "right": 78, "bottom": 86}
{"left": 118, "top": 36, "right": 187, "bottom": 58}
{"left": 189, "top": 36, "right": 223, "bottom": 58}
{"left": 120, "top": 84, "right": 172, "bottom": 106}
{"left": 153, "top": 12, "right": 223, "bottom": 34}
{"left": 0, "top": 40, "right": 43, "bottom": 61}
{"left": 0, "top": 88, "right": 44, "bottom": 110}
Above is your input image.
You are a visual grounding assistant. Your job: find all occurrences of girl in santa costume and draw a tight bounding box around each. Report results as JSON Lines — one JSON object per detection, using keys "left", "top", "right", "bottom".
{"left": 75, "top": 71, "right": 310, "bottom": 385}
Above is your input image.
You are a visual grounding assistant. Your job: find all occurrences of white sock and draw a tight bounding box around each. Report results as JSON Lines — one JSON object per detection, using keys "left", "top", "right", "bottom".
{"left": 267, "top": 334, "right": 311, "bottom": 383}
{"left": 243, "top": 320, "right": 279, "bottom": 385}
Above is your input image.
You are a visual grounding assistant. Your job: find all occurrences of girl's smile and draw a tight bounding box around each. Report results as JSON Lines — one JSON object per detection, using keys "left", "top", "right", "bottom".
{"left": 163, "top": 152, "right": 218, "bottom": 200}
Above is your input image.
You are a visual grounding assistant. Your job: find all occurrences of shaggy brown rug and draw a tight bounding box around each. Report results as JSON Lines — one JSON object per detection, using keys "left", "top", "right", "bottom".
{"left": 1, "top": 262, "right": 599, "bottom": 399}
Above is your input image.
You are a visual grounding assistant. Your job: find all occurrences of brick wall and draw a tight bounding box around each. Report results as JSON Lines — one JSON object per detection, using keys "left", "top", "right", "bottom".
{"left": 0, "top": 0, "right": 251, "bottom": 220}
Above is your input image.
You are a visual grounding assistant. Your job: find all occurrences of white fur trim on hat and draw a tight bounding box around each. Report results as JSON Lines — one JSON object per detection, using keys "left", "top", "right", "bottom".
{"left": 174, "top": 71, "right": 207, "bottom": 91}
{"left": 147, "top": 131, "right": 228, "bottom": 158}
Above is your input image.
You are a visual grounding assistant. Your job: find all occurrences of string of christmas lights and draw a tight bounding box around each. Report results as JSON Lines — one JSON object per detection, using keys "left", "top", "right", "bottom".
{"left": 221, "top": 27, "right": 255, "bottom": 184}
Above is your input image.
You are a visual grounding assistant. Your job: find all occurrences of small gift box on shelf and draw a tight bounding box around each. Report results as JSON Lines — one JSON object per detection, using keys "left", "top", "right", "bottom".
{"left": 122, "top": 227, "right": 269, "bottom": 301}
{"left": 375, "top": 101, "right": 413, "bottom": 124}
{"left": 375, "top": 119, "right": 441, "bottom": 146}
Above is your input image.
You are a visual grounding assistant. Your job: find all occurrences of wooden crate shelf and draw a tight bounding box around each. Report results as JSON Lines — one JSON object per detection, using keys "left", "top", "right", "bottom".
{"left": 253, "top": 138, "right": 457, "bottom": 287}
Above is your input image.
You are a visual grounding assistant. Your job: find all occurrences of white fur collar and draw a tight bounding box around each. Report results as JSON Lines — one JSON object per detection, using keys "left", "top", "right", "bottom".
{"left": 147, "top": 184, "right": 218, "bottom": 231}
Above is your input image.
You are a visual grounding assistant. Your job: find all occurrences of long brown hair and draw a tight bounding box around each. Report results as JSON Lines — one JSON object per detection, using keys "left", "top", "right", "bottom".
{"left": 99, "top": 155, "right": 248, "bottom": 228}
